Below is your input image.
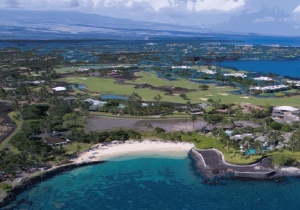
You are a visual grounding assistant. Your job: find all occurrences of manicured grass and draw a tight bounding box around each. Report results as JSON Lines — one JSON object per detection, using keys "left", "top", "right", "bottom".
{"left": 223, "top": 153, "right": 263, "bottom": 165}
{"left": 58, "top": 71, "right": 300, "bottom": 106}
{"left": 0, "top": 112, "right": 23, "bottom": 150}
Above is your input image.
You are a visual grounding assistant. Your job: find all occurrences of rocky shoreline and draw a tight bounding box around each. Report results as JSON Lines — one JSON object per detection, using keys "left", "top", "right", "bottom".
{"left": 189, "top": 148, "right": 287, "bottom": 182}
{"left": 3, "top": 147, "right": 300, "bottom": 208}
{"left": 0, "top": 161, "right": 106, "bottom": 208}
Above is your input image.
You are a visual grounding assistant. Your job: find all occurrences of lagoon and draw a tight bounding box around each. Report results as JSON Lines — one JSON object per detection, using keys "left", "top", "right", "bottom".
{"left": 7, "top": 155, "right": 300, "bottom": 210}
{"left": 221, "top": 59, "right": 300, "bottom": 78}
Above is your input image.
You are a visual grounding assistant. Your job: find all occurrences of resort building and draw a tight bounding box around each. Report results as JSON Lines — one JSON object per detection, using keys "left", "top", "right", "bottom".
{"left": 272, "top": 106, "right": 299, "bottom": 123}
{"left": 46, "top": 137, "right": 70, "bottom": 147}
{"left": 223, "top": 73, "right": 247, "bottom": 78}
{"left": 198, "top": 69, "right": 216, "bottom": 75}
{"left": 171, "top": 66, "right": 191, "bottom": 69}
{"left": 253, "top": 76, "right": 273, "bottom": 81}
{"left": 249, "top": 85, "right": 290, "bottom": 93}
{"left": 85, "top": 98, "right": 107, "bottom": 111}
{"left": 286, "top": 80, "right": 300, "bottom": 88}
{"left": 52, "top": 86, "right": 67, "bottom": 92}
{"left": 230, "top": 133, "right": 253, "bottom": 141}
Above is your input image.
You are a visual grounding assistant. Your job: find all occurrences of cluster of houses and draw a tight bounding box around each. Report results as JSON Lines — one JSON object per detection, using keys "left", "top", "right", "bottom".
{"left": 271, "top": 106, "right": 300, "bottom": 123}
{"left": 223, "top": 73, "right": 247, "bottom": 78}
{"left": 286, "top": 80, "right": 300, "bottom": 88}
{"left": 253, "top": 76, "right": 273, "bottom": 81}
{"left": 249, "top": 84, "right": 290, "bottom": 93}
{"left": 30, "top": 131, "right": 71, "bottom": 147}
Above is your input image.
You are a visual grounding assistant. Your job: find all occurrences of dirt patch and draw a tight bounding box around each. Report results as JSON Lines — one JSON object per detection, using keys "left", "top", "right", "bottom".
{"left": 85, "top": 115, "right": 206, "bottom": 132}
{"left": 134, "top": 83, "right": 195, "bottom": 95}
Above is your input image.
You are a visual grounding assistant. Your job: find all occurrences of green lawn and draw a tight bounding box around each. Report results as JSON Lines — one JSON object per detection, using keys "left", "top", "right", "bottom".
{"left": 54, "top": 66, "right": 78, "bottom": 74}
{"left": 187, "top": 134, "right": 263, "bottom": 164}
{"left": 64, "top": 142, "right": 94, "bottom": 155}
{"left": 58, "top": 71, "right": 300, "bottom": 106}
{"left": 0, "top": 112, "right": 23, "bottom": 150}
{"left": 271, "top": 151, "right": 300, "bottom": 166}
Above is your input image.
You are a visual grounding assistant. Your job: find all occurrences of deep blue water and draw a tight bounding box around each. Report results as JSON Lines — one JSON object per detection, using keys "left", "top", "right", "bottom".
{"left": 7, "top": 155, "right": 300, "bottom": 210}
{"left": 221, "top": 60, "right": 300, "bottom": 78}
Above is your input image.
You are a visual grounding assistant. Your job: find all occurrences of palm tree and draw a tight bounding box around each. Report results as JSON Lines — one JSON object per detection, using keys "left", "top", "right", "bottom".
{"left": 153, "top": 94, "right": 162, "bottom": 107}
{"left": 191, "top": 115, "right": 197, "bottom": 128}
{"left": 254, "top": 140, "right": 262, "bottom": 155}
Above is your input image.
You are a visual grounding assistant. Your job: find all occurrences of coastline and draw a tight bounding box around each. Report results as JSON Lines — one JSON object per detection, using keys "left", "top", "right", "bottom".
{"left": 189, "top": 148, "right": 300, "bottom": 182}
{"left": 0, "top": 140, "right": 194, "bottom": 208}
{"left": 2, "top": 140, "right": 300, "bottom": 208}
{"left": 72, "top": 140, "right": 195, "bottom": 163}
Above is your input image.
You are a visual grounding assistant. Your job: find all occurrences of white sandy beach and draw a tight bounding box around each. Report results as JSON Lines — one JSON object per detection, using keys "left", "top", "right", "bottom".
{"left": 73, "top": 140, "right": 194, "bottom": 163}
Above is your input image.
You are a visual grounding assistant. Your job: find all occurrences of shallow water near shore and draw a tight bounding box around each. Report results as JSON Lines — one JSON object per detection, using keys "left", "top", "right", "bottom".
{"left": 7, "top": 155, "right": 300, "bottom": 210}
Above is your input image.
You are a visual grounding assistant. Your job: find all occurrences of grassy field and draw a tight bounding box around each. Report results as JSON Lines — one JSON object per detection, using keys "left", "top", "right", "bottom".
{"left": 64, "top": 142, "right": 94, "bottom": 155}
{"left": 271, "top": 150, "right": 300, "bottom": 166}
{"left": 0, "top": 112, "right": 23, "bottom": 151}
{"left": 54, "top": 66, "right": 78, "bottom": 74}
{"left": 58, "top": 71, "right": 300, "bottom": 106}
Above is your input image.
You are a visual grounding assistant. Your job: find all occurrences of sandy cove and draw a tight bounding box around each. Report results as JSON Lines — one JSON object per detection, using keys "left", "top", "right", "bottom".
{"left": 73, "top": 140, "right": 195, "bottom": 164}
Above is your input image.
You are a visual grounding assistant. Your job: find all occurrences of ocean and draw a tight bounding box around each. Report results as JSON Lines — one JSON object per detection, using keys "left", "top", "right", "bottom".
{"left": 221, "top": 60, "right": 300, "bottom": 78}
{"left": 6, "top": 155, "right": 300, "bottom": 210}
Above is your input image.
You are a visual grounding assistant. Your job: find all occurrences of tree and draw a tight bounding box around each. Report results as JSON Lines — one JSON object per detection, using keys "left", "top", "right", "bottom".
{"left": 179, "top": 93, "right": 188, "bottom": 100}
{"left": 281, "top": 124, "right": 292, "bottom": 132}
{"left": 153, "top": 94, "right": 162, "bottom": 107}
{"left": 191, "top": 115, "right": 197, "bottom": 128}
{"left": 270, "top": 121, "right": 283, "bottom": 130}
{"left": 199, "top": 84, "right": 209, "bottom": 91}
{"left": 254, "top": 140, "right": 262, "bottom": 155}
{"left": 289, "top": 128, "right": 300, "bottom": 152}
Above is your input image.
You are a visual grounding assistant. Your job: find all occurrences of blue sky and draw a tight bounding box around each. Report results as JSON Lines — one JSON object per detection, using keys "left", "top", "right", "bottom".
{"left": 1, "top": 0, "right": 300, "bottom": 35}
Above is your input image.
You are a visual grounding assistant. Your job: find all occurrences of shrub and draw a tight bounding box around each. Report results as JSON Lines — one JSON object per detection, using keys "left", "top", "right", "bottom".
{"left": 270, "top": 121, "right": 283, "bottom": 130}
{"left": 0, "top": 183, "right": 12, "bottom": 191}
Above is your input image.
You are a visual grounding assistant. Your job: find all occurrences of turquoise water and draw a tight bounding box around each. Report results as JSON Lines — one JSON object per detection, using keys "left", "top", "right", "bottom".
{"left": 247, "top": 147, "right": 269, "bottom": 155}
{"left": 221, "top": 59, "right": 300, "bottom": 77}
{"left": 247, "top": 149, "right": 256, "bottom": 155}
{"left": 7, "top": 155, "right": 300, "bottom": 210}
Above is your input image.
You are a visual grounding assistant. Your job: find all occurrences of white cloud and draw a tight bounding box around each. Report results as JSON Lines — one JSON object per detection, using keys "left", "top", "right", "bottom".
{"left": 126, "top": 0, "right": 173, "bottom": 11}
{"left": 193, "top": 0, "right": 245, "bottom": 12}
{"left": 0, "top": 0, "right": 246, "bottom": 12}
{"left": 293, "top": 5, "right": 300, "bottom": 13}
{"left": 253, "top": 16, "right": 276, "bottom": 23}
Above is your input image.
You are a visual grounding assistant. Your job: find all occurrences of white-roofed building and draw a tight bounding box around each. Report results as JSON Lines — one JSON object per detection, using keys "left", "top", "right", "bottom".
{"left": 223, "top": 73, "right": 247, "bottom": 78}
{"left": 272, "top": 106, "right": 300, "bottom": 123}
{"left": 52, "top": 86, "right": 67, "bottom": 92}
{"left": 84, "top": 98, "right": 107, "bottom": 111}
{"left": 253, "top": 77, "right": 273, "bottom": 81}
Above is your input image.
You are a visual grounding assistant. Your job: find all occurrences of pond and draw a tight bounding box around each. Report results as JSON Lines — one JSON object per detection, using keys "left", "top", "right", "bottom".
{"left": 100, "top": 94, "right": 129, "bottom": 100}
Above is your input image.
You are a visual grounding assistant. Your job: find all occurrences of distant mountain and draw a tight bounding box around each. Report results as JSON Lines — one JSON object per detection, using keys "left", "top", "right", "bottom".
{"left": 0, "top": 10, "right": 210, "bottom": 40}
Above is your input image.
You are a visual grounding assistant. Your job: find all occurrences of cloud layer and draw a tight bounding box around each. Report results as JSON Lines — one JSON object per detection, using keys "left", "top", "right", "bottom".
{"left": 0, "top": 0, "right": 299, "bottom": 35}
